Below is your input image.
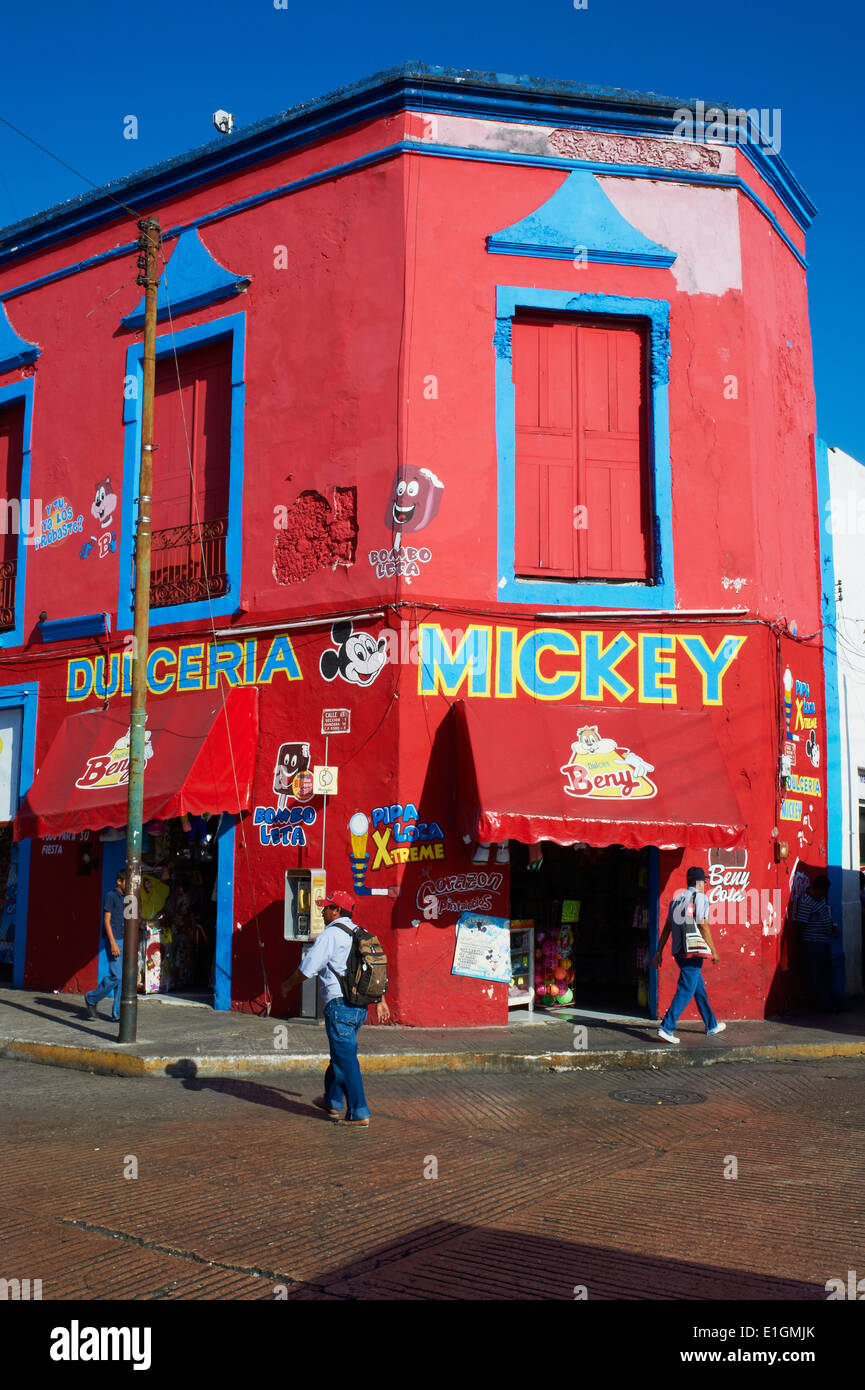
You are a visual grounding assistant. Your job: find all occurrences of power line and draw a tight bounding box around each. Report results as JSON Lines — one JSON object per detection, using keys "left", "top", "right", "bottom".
{"left": 0, "top": 111, "right": 143, "bottom": 227}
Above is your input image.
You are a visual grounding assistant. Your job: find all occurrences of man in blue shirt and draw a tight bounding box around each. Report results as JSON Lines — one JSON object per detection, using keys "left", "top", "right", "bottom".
{"left": 652, "top": 866, "right": 725, "bottom": 1044}
{"left": 281, "top": 889, "right": 389, "bottom": 1126}
{"left": 83, "top": 869, "right": 126, "bottom": 1022}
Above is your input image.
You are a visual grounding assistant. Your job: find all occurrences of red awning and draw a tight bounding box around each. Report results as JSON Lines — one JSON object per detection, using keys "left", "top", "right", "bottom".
{"left": 454, "top": 700, "right": 745, "bottom": 851}
{"left": 14, "top": 687, "right": 258, "bottom": 840}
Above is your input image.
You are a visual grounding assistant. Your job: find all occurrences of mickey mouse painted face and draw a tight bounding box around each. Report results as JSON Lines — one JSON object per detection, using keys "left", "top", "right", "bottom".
{"left": 384, "top": 465, "right": 444, "bottom": 534}
{"left": 320, "top": 621, "right": 388, "bottom": 687}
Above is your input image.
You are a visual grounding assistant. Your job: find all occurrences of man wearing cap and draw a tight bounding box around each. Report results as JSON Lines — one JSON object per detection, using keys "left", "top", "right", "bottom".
{"left": 652, "top": 866, "right": 726, "bottom": 1044}
{"left": 281, "top": 890, "right": 390, "bottom": 1126}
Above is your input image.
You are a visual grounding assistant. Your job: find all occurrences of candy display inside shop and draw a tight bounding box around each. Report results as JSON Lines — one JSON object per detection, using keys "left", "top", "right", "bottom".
{"left": 509, "top": 843, "right": 653, "bottom": 1017}
{"left": 117, "top": 814, "right": 223, "bottom": 998}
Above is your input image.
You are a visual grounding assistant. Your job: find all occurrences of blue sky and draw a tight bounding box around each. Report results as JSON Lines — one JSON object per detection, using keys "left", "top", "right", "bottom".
{"left": 1, "top": 0, "right": 861, "bottom": 457}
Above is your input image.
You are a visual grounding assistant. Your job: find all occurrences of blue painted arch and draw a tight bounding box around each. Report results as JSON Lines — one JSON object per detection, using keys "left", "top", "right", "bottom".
{"left": 487, "top": 170, "right": 676, "bottom": 268}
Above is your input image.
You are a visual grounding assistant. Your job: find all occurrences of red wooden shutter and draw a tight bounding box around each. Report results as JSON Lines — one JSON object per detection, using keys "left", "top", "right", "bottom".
{"left": 513, "top": 317, "right": 651, "bottom": 581}
{"left": 153, "top": 339, "right": 231, "bottom": 532}
{"left": 513, "top": 319, "right": 579, "bottom": 577}
{"left": 576, "top": 324, "right": 649, "bottom": 580}
{"left": 0, "top": 401, "right": 24, "bottom": 569}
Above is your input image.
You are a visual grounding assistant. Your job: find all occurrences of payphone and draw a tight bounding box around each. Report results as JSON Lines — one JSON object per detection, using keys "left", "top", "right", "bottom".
{"left": 284, "top": 869, "right": 325, "bottom": 1019}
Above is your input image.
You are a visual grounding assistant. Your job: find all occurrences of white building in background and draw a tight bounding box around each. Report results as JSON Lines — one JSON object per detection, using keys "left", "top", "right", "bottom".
{"left": 827, "top": 445, "right": 865, "bottom": 993}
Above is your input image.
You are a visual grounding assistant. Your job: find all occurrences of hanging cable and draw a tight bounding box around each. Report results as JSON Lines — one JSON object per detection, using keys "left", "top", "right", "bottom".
{"left": 0, "top": 112, "right": 144, "bottom": 224}
{"left": 143, "top": 239, "right": 273, "bottom": 1014}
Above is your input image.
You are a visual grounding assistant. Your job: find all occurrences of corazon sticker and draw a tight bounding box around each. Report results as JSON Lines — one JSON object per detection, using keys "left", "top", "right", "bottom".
{"left": 560, "top": 726, "right": 656, "bottom": 801}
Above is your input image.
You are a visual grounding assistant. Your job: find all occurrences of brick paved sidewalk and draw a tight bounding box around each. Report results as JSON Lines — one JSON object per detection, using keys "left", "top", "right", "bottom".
{"left": 1, "top": 986, "right": 864, "bottom": 1078}
{"left": 4, "top": 1058, "right": 865, "bottom": 1302}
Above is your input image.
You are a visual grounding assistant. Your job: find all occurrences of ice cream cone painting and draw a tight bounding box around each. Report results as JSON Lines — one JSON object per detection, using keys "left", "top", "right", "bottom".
{"left": 348, "top": 811, "right": 371, "bottom": 894}
{"left": 560, "top": 726, "right": 657, "bottom": 801}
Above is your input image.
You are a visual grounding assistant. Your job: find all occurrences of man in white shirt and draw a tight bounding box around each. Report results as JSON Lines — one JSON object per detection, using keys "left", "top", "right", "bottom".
{"left": 281, "top": 889, "right": 389, "bottom": 1126}
{"left": 652, "top": 866, "right": 725, "bottom": 1044}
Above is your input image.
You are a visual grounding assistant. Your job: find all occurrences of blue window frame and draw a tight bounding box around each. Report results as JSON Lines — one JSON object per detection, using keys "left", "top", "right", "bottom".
{"left": 495, "top": 286, "right": 673, "bottom": 609}
{"left": 0, "top": 378, "right": 35, "bottom": 649}
{"left": 118, "top": 312, "right": 246, "bottom": 630}
{"left": 0, "top": 679, "right": 38, "bottom": 987}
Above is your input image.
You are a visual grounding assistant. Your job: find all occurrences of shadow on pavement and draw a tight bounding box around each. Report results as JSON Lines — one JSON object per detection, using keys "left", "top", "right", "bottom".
{"left": 165, "top": 1062, "right": 328, "bottom": 1121}
{"left": 0, "top": 993, "right": 113, "bottom": 1042}
{"left": 280, "top": 1220, "right": 829, "bottom": 1301}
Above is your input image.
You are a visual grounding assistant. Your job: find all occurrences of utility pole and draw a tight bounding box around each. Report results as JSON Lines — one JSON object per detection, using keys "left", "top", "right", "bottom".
{"left": 118, "top": 216, "right": 160, "bottom": 1044}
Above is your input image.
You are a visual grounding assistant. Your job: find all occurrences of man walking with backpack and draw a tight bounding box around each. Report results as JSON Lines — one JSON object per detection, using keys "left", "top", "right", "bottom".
{"left": 652, "top": 866, "right": 726, "bottom": 1044}
{"left": 281, "top": 889, "right": 389, "bottom": 1126}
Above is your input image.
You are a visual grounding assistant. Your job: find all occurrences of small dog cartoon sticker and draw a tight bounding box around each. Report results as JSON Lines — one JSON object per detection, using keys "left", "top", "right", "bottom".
{"left": 80, "top": 477, "right": 118, "bottom": 560}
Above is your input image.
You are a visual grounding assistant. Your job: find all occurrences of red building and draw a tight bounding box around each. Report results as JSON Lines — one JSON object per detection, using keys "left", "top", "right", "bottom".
{"left": 0, "top": 65, "right": 828, "bottom": 1025}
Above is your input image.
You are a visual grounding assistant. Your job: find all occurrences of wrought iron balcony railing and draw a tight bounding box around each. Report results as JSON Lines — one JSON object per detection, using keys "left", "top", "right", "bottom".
{"left": 148, "top": 519, "right": 229, "bottom": 609}
{"left": 0, "top": 560, "right": 16, "bottom": 631}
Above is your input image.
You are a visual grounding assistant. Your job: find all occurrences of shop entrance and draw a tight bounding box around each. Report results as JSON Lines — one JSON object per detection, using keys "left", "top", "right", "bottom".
{"left": 510, "top": 843, "right": 654, "bottom": 1017}
{"left": 100, "top": 815, "right": 222, "bottom": 1005}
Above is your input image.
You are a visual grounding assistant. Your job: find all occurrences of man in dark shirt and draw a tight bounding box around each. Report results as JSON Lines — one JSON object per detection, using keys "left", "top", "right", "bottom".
{"left": 794, "top": 873, "right": 844, "bottom": 1012}
{"left": 83, "top": 870, "right": 127, "bottom": 1022}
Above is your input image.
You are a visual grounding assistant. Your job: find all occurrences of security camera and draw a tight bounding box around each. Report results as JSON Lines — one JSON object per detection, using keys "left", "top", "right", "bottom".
{"left": 213, "top": 110, "right": 234, "bottom": 135}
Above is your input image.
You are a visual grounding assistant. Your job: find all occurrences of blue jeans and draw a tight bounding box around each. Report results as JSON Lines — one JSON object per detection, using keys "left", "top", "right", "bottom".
{"left": 661, "top": 961, "right": 718, "bottom": 1033}
{"left": 804, "top": 941, "right": 837, "bottom": 1010}
{"left": 85, "top": 953, "right": 123, "bottom": 1021}
{"left": 323, "top": 998, "right": 370, "bottom": 1120}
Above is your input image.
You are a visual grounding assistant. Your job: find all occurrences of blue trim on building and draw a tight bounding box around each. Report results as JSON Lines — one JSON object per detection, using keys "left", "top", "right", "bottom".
{"left": 38, "top": 613, "right": 110, "bottom": 642}
{"left": 0, "top": 377, "right": 35, "bottom": 650}
{"left": 0, "top": 303, "right": 40, "bottom": 370}
{"left": 0, "top": 680, "right": 38, "bottom": 988}
{"left": 118, "top": 312, "right": 246, "bottom": 631}
{"left": 214, "top": 817, "right": 235, "bottom": 1011}
{"left": 488, "top": 243, "right": 676, "bottom": 268}
{"left": 0, "top": 64, "right": 815, "bottom": 267}
{"left": 122, "top": 229, "right": 250, "bottom": 329}
{"left": 494, "top": 285, "right": 674, "bottom": 609}
{"left": 0, "top": 140, "right": 807, "bottom": 307}
{"left": 813, "top": 434, "right": 846, "bottom": 997}
{"left": 487, "top": 169, "right": 676, "bottom": 268}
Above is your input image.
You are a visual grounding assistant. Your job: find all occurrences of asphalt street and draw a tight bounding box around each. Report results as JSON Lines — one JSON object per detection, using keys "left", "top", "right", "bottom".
{"left": 2, "top": 1055, "right": 864, "bottom": 1301}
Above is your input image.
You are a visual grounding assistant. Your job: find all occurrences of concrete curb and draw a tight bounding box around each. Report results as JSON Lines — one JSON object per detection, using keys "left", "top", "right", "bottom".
{"left": 4, "top": 1036, "right": 865, "bottom": 1079}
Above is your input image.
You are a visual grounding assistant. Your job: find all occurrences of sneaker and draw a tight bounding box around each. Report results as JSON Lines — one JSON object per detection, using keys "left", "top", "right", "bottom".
{"left": 657, "top": 1027, "right": 680, "bottom": 1044}
{"left": 707, "top": 1021, "right": 727, "bottom": 1036}
{"left": 83, "top": 1002, "right": 99, "bottom": 1020}
{"left": 312, "top": 1097, "right": 342, "bottom": 1120}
